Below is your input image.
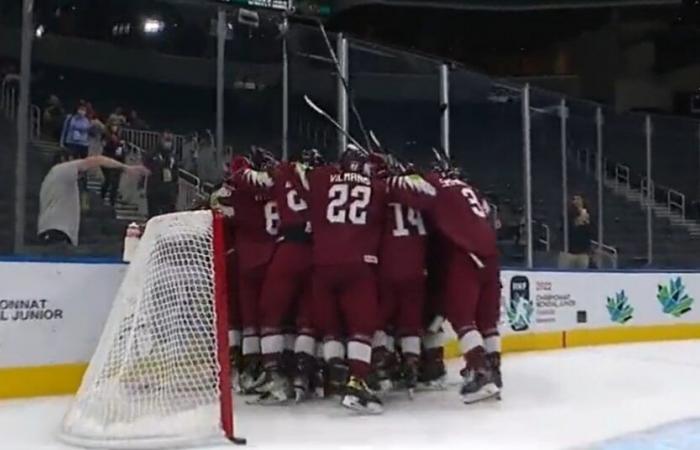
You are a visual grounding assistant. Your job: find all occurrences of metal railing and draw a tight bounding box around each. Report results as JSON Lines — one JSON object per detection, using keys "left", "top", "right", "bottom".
{"left": 1, "top": 82, "right": 42, "bottom": 140}
{"left": 614, "top": 164, "right": 630, "bottom": 190}
{"left": 538, "top": 222, "right": 551, "bottom": 252}
{"left": 121, "top": 128, "right": 186, "bottom": 155}
{"left": 592, "top": 239, "right": 619, "bottom": 269}
{"left": 176, "top": 169, "right": 203, "bottom": 211}
{"left": 1, "top": 77, "right": 18, "bottom": 119}
{"left": 29, "top": 104, "right": 40, "bottom": 139}
{"left": 667, "top": 188, "right": 686, "bottom": 218}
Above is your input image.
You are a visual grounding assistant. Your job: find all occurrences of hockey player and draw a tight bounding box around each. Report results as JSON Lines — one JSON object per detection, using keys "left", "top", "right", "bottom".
{"left": 307, "top": 146, "right": 387, "bottom": 413}
{"left": 419, "top": 165, "right": 502, "bottom": 404}
{"left": 373, "top": 162, "right": 429, "bottom": 394}
{"left": 255, "top": 149, "right": 324, "bottom": 404}
{"left": 308, "top": 146, "right": 436, "bottom": 413}
{"left": 209, "top": 182, "right": 242, "bottom": 391}
{"left": 227, "top": 150, "right": 279, "bottom": 393}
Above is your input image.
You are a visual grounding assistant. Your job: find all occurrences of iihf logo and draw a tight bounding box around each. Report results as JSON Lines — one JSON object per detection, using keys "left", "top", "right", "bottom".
{"left": 507, "top": 275, "right": 534, "bottom": 332}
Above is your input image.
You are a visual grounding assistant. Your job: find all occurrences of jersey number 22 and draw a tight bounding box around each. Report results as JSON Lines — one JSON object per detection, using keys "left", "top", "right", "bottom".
{"left": 327, "top": 184, "right": 371, "bottom": 225}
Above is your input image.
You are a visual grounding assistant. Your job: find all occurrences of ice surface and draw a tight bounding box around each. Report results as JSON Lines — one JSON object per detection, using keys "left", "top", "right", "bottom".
{"left": 4, "top": 341, "right": 700, "bottom": 450}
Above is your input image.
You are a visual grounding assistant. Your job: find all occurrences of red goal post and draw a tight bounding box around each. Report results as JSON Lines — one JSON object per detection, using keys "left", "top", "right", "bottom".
{"left": 59, "top": 211, "right": 239, "bottom": 449}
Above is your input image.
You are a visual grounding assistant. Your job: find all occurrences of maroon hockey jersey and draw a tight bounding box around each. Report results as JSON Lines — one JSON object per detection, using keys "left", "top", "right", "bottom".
{"left": 270, "top": 161, "right": 311, "bottom": 235}
{"left": 308, "top": 165, "right": 387, "bottom": 266}
{"left": 423, "top": 172, "right": 498, "bottom": 259}
{"left": 229, "top": 162, "right": 279, "bottom": 270}
{"left": 379, "top": 202, "right": 428, "bottom": 281}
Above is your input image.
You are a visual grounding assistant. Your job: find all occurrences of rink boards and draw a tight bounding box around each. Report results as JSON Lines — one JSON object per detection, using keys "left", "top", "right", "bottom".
{"left": 1, "top": 259, "right": 700, "bottom": 398}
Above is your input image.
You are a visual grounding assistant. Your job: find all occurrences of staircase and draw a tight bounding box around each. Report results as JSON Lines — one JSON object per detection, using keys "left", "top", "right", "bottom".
{"left": 575, "top": 154, "right": 700, "bottom": 268}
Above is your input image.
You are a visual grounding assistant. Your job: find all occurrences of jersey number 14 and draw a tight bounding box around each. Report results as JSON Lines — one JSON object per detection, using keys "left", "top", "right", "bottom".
{"left": 390, "top": 203, "right": 426, "bottom": 236}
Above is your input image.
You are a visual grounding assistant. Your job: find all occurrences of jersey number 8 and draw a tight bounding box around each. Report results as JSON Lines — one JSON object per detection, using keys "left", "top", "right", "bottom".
{"left": 264, "top": 201, "right": 280, "bottom": 235}
{"left": 327, "top": 184, "right": 371, "bottom": 225}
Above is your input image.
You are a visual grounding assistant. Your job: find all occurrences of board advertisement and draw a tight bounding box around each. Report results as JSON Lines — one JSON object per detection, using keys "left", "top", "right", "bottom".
{"left": 0, "top": 261, "right": 127, "bottom": 367}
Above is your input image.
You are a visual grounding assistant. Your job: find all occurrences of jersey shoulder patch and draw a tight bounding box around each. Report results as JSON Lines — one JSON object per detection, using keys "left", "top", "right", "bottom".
{"left": 243, "top": 168, "right": 273, "bottom": 188}
{"left": 390, "top": 174, "right": 436, "bottom": 196}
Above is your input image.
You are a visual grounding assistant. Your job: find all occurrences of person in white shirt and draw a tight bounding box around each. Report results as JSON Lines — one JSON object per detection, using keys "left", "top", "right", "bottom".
{"left": 37, "top": 152, "right": 149, "bottom": 246}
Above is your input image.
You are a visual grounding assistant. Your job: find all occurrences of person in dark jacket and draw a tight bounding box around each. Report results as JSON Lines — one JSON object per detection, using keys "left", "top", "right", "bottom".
{"left": 559, "top": 195, "right": 593, "bottom": 269}
{"left": 101, "top": 124, "right": 126, "bottom": 206}
{"left": 144, "top": 131, "right": 179, "bottom": 217}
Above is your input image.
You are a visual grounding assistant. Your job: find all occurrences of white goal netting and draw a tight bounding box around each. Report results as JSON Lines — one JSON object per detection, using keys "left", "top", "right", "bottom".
{"left": 59, "top": 211, "right": 232, "bottom": 449}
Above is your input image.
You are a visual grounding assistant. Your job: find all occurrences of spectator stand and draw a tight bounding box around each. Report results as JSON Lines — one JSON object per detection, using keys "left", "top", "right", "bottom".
{"left": 1, "top": 76, "right": 41, "bottom": 138}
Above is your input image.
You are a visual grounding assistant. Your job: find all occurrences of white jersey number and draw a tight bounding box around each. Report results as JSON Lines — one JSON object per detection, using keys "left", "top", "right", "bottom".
{"left": 264, "top": 201, "right": 280, "bottom": 235}
{"left": 461, "top": 187, "right": 487, "bottom": 218}
{"left": 287, "top": 188, "right": 308, "bottom": 212}
{"left": 391, "top": 203, "right": 427, "bottom": 237}
{"left": 327, "top": 184, "right": 372, "bottom": 225}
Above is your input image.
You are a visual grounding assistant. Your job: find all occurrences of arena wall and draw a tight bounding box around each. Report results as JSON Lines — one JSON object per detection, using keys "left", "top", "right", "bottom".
{"left": 1, "top": 258, "right": 700, "bottom": 399}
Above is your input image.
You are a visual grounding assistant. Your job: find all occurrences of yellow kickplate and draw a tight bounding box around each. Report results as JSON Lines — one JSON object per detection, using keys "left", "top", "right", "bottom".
{"left": 444, "top": 331, "right": 565, "bottom": 359}
{"left": 0, "top": 364, "right": 87, "bottom": 399}
{"left": 565, "top": 323, "right": 700, "bottom": 348}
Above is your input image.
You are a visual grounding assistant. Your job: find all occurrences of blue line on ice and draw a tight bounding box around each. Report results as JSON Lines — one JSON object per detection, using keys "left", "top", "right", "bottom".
{"left": 592, "top": 419, "right": 700, "bottom": 450}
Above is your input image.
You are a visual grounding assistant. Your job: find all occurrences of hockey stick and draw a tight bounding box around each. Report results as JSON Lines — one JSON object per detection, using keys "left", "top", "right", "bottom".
{"left": 431, "top": 147, "right": 450, "bottom": 172}
{"left": 303, "top": 95, "right": 368, "bottom": 155}
{"left": 369, "top": 130, "right": 384, "bottom": 153}
{"left": 317, "top": 22, "right": 373, "bottom": 153}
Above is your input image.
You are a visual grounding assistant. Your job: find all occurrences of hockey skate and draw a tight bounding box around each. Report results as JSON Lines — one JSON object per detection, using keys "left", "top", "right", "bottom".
{"left": 230, "top": 348, "right": 243, "bottom": 393}
{"left": 250, "top": 370, "right": 293, "bottom": 405}
{"left": 231, "top": 368, "right": 241, "bottom": 394}
{"left": 341, "top": 376, "right": 383, "bottom": 415}
{"left": 401, "top": 356, "right": 420, "bottom": 398}
{"left": 460, "top": 368, "right": 499, "bottom": 404}
{"left": 239, "top": 362, "right": 266, "bottom": 395}
{"left": 293, "top": 374, "right": 310, "bottom": 402}
{"left": 294, "top": 354, "right": 324, "bottom": 401}
{"left": 418, "top": 359, "right": 447, "bottom": 391}
{"left": 486, "top": 352, "right": 503, "bottom": 400}
{"left": 368, "top": 349, "right": 397, "bottom": 393}
{"left": 325, "top": 359, "right": 349, "bottom": 398}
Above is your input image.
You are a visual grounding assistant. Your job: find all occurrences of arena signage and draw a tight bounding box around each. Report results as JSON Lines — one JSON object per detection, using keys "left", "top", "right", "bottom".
{"left": 0, "top": 260, "right": 699, "bottom": 398}
{"left": 0, "top": 261, "right": 127, "bottom": 367}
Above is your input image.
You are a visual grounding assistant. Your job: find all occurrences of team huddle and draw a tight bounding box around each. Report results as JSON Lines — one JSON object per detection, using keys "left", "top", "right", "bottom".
{"left": 209, "top": 144, "right": 502, "bottom": 414}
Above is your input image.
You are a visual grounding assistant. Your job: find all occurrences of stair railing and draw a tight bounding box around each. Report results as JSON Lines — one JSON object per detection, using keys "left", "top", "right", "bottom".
{"left": 538, "top": 222, "right": 551, "bottom": 252}
{"left": 1, "top": 81, "right": 42, "bottom": 140}
{"left": 591, "top": 239, "right": 618, "bottom": 269}
{"left": 614, "top": 163, "right": 630, "bottom": 191}
{"left": 667, "top": 188, "right": 686, "bottom": 219}
{"left": 121, "top": 128, "right": 186, "bottom": 156}
{"left": 1, "top": 77, "right": 17, "bottom": 119}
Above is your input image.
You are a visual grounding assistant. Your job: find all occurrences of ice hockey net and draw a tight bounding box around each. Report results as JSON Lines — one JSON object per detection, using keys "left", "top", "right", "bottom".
{"left": 59, "top": 211, "right": 235, "bottom": 449}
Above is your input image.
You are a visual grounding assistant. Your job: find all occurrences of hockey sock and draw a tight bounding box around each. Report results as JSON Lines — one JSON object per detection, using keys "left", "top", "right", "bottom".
{"left": 347, "top": 339, "right": 372, "bottom": 380}
{"left": 459, "top": 328, "right": 486, "bottom": 371}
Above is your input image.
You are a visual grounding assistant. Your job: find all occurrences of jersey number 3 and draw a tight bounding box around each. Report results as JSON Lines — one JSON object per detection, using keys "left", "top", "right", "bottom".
{"left": 461, "top": 187, "right": 487, "bottom": 218}
{"left": 327, "top": 184, "right": 371, "bottom": 225}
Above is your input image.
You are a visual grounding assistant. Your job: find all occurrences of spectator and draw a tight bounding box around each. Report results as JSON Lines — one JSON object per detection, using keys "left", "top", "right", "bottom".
{"left": 101, "top": 124, "right": 126, "bottom": 206}
{"left": 127, "top": 109, "right": 149, "bottom": 130}
{"left": 42, "top": 94, "right": 65, "bottom": 141}
{"left": 85, "top": 101, "right": 105, "bottom": 135}
{"left": 37, "top": 151, "right": 149, "bottom": 247}
{"left": 559, "top": 195, "right": 593, "bottom": 269}
{"left": 144, "top": 130, "right": 180, "bottom": 217}
{"left": 107, "top": 107, "right": 127, "bottom": 128}
{"left": 59, "top": 101, "right": 91, "bottom": 159}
